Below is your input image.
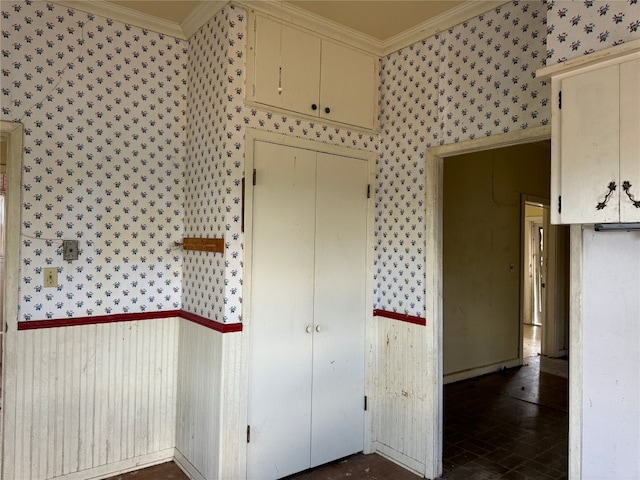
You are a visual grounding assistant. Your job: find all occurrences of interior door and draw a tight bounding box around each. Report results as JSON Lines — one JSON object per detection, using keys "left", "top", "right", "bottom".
{"left": 247, "top": 141, "right": 317, "bottom": 479}
{"left": 311, "top": 152, "right": 367, "bottom": 467}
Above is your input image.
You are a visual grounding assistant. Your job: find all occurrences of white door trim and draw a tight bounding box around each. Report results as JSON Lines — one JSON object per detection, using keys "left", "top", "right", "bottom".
{"left": 1, "top": 120, "right": 24, "bottom": 480}
{"left": 424, "top": 125, "right": 584, "bottom": 479}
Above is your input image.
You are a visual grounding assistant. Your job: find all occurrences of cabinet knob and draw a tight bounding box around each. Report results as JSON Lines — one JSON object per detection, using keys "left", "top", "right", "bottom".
{"left": 315, "top": 325, "right": 322, "bottom": 333}
{"left": 311, "top": 104, "right": 318, "bottom": 111}
{"left": 324, "top": 107, "right": 331, "bottom": 114}
{"left": 306, "top": 325, "right": 312, "bottom": 334}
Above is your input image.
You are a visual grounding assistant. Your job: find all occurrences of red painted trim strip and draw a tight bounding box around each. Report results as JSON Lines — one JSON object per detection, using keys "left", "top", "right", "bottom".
{"left": 17, "top": 309, "right": 243, "bottom": 333}
{"left": 178, "top": 310, "right": 243, "bottom": 333}
{"left": 373, "top": 309, "right": 426, "bottom": 326}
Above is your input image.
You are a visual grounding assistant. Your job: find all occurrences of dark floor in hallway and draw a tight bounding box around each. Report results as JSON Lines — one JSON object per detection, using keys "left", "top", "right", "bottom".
{"left": 439, "top": 356, "right": 568, "bottom": 480}
{"left": 109, "top": 357, "right": 567, "bottom": 480}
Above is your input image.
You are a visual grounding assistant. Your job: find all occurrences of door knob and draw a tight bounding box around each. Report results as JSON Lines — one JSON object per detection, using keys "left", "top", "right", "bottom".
{"left": 306, "top": 325, "right": 312, "bottom": 333}
{"left": 315, "top": 325, "right": 322, "bottom": 333}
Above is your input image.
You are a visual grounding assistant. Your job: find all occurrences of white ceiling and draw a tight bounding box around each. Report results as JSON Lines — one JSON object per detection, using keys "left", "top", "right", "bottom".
{"left": 54, "top": 0, "right": 506, "bottom": 54}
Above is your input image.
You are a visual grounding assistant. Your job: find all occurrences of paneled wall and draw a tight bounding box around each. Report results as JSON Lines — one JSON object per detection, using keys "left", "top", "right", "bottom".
{"left": 2, "top": 318, "right": 178, "bottom": 480}
{"left": 374, "top": 319, "right": 429, "bottom": 474}
{"left": 175, "top": 320, "right": 223, "bottom": 480}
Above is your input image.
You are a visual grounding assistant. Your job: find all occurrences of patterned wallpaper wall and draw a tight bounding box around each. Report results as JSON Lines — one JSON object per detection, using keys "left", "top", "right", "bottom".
{"left": 183, "top": 5, "right": 377, "bottom": 323}
{"left": 376, "top": 1, "right": 550, "bottom": 317}
{"left": 545, "top": 0, "right": 640, "bottom": 63}
{"left": 4, "top": 0, "right": 638, "bottom": 323}
{"left": 1, "top": 1, "right": 188, "bottom": 321}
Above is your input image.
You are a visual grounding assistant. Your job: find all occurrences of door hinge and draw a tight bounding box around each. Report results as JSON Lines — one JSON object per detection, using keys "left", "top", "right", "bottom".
{"left": 364, "top": 395, "right": 368, "bottom": 411}
{"left": 241, "top": 176, "right": 246, "bottom": 233}
{"left": 253, "top": 168, "right": 257, "bottom": 186}
{"left": 253, "top": 18, "right": 257, "bottom": 32}
{"left": 558, "top": 91, "right": 562, "bottom": 109}
{"left": 558, "top": 195, "right": 562, "bottom": 214}
{"left": 247, "top": 425, "right": 251, "bottom": 443}
{"left": 367, "top": 184, "right": 371, "bottom": 199}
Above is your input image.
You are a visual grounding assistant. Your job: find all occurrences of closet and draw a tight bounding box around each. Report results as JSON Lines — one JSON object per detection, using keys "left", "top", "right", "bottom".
{"left": 246, "top": 137, "right": 369, "bottom": 479}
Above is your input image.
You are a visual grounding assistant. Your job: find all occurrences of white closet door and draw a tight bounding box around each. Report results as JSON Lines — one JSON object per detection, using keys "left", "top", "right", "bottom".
{"left": 311, "top": 152, "right": 368, "bottom": 467}
{"left": 247, "top": 142, "right": 317, "bottom": 479}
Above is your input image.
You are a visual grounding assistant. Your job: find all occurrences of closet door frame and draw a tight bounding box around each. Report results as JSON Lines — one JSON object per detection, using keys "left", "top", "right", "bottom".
{"left": 242, "top": 129, "right": 376, "bottom": 472}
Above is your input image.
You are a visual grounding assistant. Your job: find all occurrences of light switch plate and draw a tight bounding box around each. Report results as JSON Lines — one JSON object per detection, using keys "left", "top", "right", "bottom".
{"left": 43, "top": 267, "right": 58, "bottom": 288}
{"left": 63, "top": 240, "right": 79, "bottom": 261}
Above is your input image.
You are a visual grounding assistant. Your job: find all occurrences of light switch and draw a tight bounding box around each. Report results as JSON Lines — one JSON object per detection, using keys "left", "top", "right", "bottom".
{"left": 43, "top": 267, "right": 58, "bottom": 288}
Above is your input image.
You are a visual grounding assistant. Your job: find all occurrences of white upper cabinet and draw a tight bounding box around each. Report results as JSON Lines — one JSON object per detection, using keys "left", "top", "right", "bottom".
{"left": 248, "top": 13, "right": 378, "bottom": 131}
{"left": 546, "top": 42, "right": 640, "bottom": 225}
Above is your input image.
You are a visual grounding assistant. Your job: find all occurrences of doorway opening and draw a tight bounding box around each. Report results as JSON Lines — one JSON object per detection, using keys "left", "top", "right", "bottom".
{"left": 426, "top": 126, "right": 580, "bottom": 477}
{"left": 522, "top": 201, "right": 545, "bottom": 360}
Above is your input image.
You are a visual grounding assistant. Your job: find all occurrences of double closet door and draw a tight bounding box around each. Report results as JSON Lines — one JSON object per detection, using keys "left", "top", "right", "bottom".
{"left": 247, "top": 140, "right": 368, "bottom": 479}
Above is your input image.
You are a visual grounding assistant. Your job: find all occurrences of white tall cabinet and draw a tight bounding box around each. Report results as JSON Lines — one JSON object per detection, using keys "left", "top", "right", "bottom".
{"left": 246, "top": 136, "right": 370, "bottom": 479}
{"left": 544, "top": 42, "right": 640, "bottom": 225}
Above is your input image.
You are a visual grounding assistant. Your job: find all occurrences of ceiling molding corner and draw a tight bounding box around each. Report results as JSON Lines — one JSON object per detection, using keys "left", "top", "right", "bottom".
{"left": 382, "top": 0, "right": 509, "bottom": 56}
{"left": 181, "top": 1, "right": 228, "bottom": 40}
{"left": 234, "top": 0, "right": 384, "bottom": 56}
{"left": 52, "top": 1, "right": 187, "bottom": 40}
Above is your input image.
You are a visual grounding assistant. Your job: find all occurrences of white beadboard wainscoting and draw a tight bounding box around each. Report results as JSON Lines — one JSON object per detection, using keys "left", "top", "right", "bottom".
{"left": 174, "top": 320, "right": 247, "bottom": 480}
{"left": 373, "top": 317, "right": 429, "bottom": 476}
{"left": 373, "top": 317, "right": 430, "bottom": 474}
{"left": 2, "top": 317, "right": 179, "bottom": 480}
{"left": 174, "top": 319, "right": 223, "bottom": 480}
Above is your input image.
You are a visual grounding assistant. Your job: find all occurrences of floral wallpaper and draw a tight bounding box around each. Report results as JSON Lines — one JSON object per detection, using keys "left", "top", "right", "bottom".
{"left": 545, "top": 0, "right": 640, "bottom": 63}
{"left": 376, "top": 0, "right": 550, "bottom": 317}
{"left": 183, "top": 5, "right": 377, "bottom": 323}
{"left": 4, "top": 0, "right": 634, "bottom": 324}
{"left": 1, "top": 1, "right": 188, "bottom": 320}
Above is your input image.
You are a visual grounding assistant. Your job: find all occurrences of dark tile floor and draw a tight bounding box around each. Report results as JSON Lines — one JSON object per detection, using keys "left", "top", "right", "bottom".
{"left": 108, "top": 357, "right": 568, "bottom": 480}
{"left": 439, "top": 356, "right": 568, "bottom": 480}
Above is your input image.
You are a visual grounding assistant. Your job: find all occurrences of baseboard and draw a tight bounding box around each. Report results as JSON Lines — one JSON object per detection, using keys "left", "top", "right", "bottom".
{"left": 444, "top": 358, "right": 521, "bottom": 384}
{"left": 58, "top": 448, "right": 174, "bottom": 480}
{"left": 372, "top": 441, "right": 425, "bottom": 476}
{"left": 174, "top": 448, "right": 207, "bottom": 480}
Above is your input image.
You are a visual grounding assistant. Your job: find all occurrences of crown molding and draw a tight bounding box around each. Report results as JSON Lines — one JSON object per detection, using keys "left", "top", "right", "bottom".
{"left": 181, "top": 1, "right": 227, "bottom": 39}
{"left": 52, "top": 0, "right": 187, "bottom": 39}
{"left": 382, "top": 0, "right": 509, "bottom": 56}
{"left": 234, "top": 0, "right": 384, "bottom": 56}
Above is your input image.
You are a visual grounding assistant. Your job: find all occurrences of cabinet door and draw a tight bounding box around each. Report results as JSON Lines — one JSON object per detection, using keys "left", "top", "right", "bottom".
{"left": 619, "top": 59, "right": 640, "bottom": 222}
{"left": 559, "top": 64, "right": 620, "bottom": 223}
{"left": 253, "top": 15, "right": 321, "bottom": 117}
{"left": 311, "top": 152, "right": 368, "bottom": 467}
{"left": 247, "top": 142, "right": 317, "bottom": 479}
{"left": 320, "top": 41, "right": 376, "bottom": 130}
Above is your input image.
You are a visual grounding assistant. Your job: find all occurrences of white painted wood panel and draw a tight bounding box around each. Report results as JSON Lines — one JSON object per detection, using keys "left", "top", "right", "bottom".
{"left": 374, "top": 318, "right": 428, "bottom": 475}
{"left": 319, "top": 41, "right": 376, "bottom": 129}
{"left": 2, "top": 318, "right": 178, "bottom": 480}
{"left": 619, "top": 58, "right": 640, "bottom": 222}
{"left": 311, "top": 153, "right": 367, "bottom": 467}
{"left": 247, "top": 142, "right": 317, "bottom": 479}
{"left": 252, "top": 15, "right": 321, "bottom": 116}
{"left": 175, "top": 319, "right": 223, "bottom": 480}
{"left": 560, "top": 64, "right": 620, "bottom": 224}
